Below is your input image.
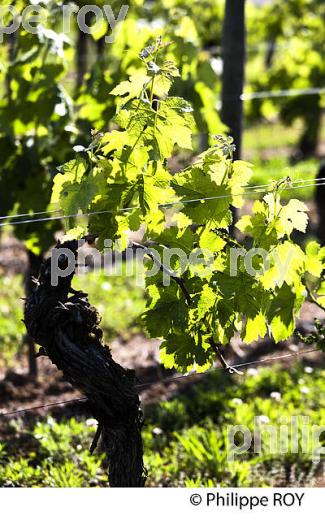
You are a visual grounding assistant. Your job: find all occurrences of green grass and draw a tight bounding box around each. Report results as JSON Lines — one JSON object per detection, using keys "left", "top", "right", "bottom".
{"left": 0, "top": 275, "right": 25, "bottom": 365}
{"left": 248, "top": 157, "right": 319, "bottom": 200}
{"left": 242, "top": 117, "right": 322, "bottom": 200}
{"left": 143, "top": 362, "right": 325, "bottom": 487}
{"left": 0, "top": 261, "right": 146, "bottom": 366}
{"left": 73, "top": 261, "right": 146, "bottom": 340}
{"left": 1, "top": 362, "right": 324, "bottom": 487}
{"left": 0, "top": 417, "right": 108, "bottom": 487}
{"left": 243, "top": 121, "right": 304, "bottom": 153}
{"left": 243, "top": 115, "right": 325, "bottom": 154}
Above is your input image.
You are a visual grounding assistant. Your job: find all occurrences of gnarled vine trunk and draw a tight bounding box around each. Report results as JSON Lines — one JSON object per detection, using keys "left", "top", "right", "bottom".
{"left": 24, "top": 241, "right": 146, "bottom": 487}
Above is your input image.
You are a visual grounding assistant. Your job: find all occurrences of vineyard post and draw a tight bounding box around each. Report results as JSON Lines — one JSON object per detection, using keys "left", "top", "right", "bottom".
{"left": 24, "top": 250, "right": 44, "bottom": 379}
{"left": 221, "top": 0, "right": 246, "bottom": 161}
{"left": 76, "top": 25, "right": 88, "bottom": 92}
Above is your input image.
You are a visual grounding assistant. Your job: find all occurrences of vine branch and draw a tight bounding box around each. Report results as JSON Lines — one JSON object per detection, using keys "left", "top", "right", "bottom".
{"left": 209, "top": 338, "right": 243, "bottom": 375}
{"left": 305, "top": 282, "right": 325, "bottom": 313}
{"left": 131, "top": 241, "right": 193, "bottom": 305}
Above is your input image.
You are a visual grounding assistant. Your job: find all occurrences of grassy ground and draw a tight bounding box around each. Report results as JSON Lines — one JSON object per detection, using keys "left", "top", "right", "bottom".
{"left": 0, "top": 275, "right": 26, "bottom": 366}
{"left": 0, "top": 362, "right": 324, "bottom": 487}
{"left": 73, "top": 263, "right": 146, "bottom": 340}
{"left": 248, "top": 157, "right": 319, "bottom": 200}
{"left": 243, "top": 116, "right": 325, "bottom": 155}
{"left": 0, "top": 264, "right": 146, "bottom": 368}
{"left": 243, "top": 119, "right": 322, "bottom": 201}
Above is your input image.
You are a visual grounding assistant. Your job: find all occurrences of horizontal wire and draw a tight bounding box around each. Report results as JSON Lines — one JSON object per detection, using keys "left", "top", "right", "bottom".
{"left": 241, "top": 86, "right": 325, "bottom": 101}
{"left": 0, "top": 208, "right": 61, "bottom": 222}
{"left": 246, "top": 176, "right": 325, "bottom": 189}
{"left": 161, "top": 181, "right": 325, "bottom": 207}
{"left": 1, "top": 175, "right": 324, "bottom": 225}
{"left": 0, "top": 398, "right": 87, "bottom": 418}
{"left": 1, "top": 175, "right": 322, "bottom": 224}
{"left": 0, "top": 348, "right": 321, "bottom": 418}
{"left": 134, "top": 348, "right": 320, "bottom": 389}
{"left": 0, "top": 213, "right": 65, "bottom": 228}
{"left": 0, "top": 180, "right": 324, "bottom": 230}
{"left": 0, "top": 179, "right": 290, "bottom": 223}
{"left": 0, "top": 181, "right": 322, "bottom": 228}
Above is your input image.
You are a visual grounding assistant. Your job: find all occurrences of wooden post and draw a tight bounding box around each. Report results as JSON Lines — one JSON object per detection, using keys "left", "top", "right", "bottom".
{"left": 24, "top": 249, "right": 44, "bottom": 379}
{"left": 76, "top": 27, "right": 88, "bottom": 92}
{"left": 221, "top": 0, "right": 246, "bottom": 161}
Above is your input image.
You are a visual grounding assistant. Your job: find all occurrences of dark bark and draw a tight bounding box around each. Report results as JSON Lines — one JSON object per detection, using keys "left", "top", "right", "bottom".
{"left": 221, "top": 0, "right": 246, "bottom": 161}
{"left": 24, "top": 241, "right": 146, "bottom": 487}
{"left": 221, "top": 0, "right": 246, "bottom": 231}
{"left": 76, "top": 28, "right": 88, "bottom": 92}
{"left": 96, "top": 37, "right": 106, "bottom": 59}
{"left": 297, "top": 98, "right": 322, "bottom": 159}
{"left": 290, "top": 95, "right": 322, "bottom": 163}
{"left": 24, "top": 250, "right": 44, "bottom": 379}
{"left": 265, "top": 38, "right": 276, "bottom": 69}
{"left": 6, "top": 33, "right": 16, "bottom": 101}
{"left": 315, "top": 162, "right": 325, "bottom": 246}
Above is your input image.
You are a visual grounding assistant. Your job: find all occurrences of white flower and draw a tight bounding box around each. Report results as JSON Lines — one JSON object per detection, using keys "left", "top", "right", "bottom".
{"left": 270, "top": 391, "right": 282, "bottom": 402}
{"left": 86, "top": 418, "right": 97, "bottom": 427}
{"left": 300, "top": 386, "right": 310, "bottom": 394}
{"left": 256, "top": 415, "right": 270, "bottom": 424}
{"left": 247, "top": 368, "right": 258, "bottom": 376}
{"left": 232, "top": 398, "right": 243, "bottom": 406}
{"left": 304, "top": 366, "right": 313, "bottom": 374}
{"left": 55, "top": 102, "right": 67, "bottom": 117}
{"left": 210, "top": 57, "right": 223, "bottom": 75}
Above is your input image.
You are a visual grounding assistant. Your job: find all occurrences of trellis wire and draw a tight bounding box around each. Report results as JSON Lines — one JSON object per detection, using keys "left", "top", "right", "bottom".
{"left": 2, "top": 176, "right": 324, "bottom": 223}
{"left": 0, "top": 208, "right": 62, "bottom": 221}
{"left": 0, "top": 347, "right": 321, "bottom": 418}
{"left": 1, "top": 179, "right": 324, "bottom": 230}
{"left": 0, "top": 398, "right": 87, "bottom": 417}
{"left": 241, "top": 86, "right": 325, "bottom": 100}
